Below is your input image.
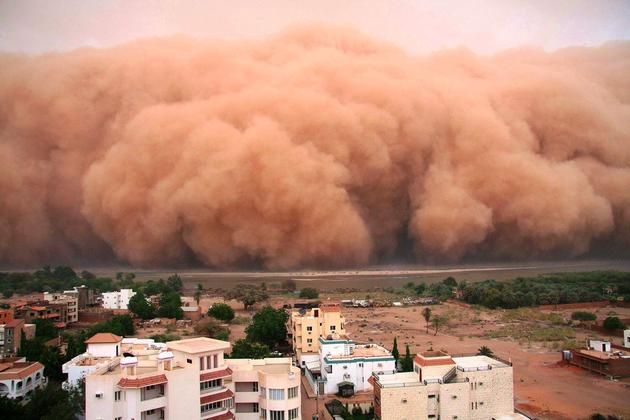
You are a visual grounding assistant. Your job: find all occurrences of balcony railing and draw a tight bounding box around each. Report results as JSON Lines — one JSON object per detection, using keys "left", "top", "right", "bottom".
{"left": 201, "top": 385, "right": 226, "bottom": 395}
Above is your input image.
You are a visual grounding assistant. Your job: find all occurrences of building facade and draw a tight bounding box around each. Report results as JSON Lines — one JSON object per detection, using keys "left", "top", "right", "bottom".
{"left": 102, "top": 289, "right": 136, "bottom": 310}
{"left": 288, "top": 303, "right": 346, "bottom": 367}
{"left": 78, "top": 335, "right": 301, "bottom": 420}
{"left": 369, "top": 351, "right": 517, "bottom": 420}
{"left": 0, "top": 357, "right": 46, "bottom": 400}
{"left": 305, "top": 337, "right": 395, "bottom": 396}
{"left": 43, "top": 292, "right": 79, "bottom": 323}
{"left": 0, "top": 319, "right": 25, "bottom": 356}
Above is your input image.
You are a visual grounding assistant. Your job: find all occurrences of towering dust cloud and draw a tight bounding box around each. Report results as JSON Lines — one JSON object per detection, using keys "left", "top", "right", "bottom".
{"left": 1, "top": 26, "right": 629, "bottom": 269}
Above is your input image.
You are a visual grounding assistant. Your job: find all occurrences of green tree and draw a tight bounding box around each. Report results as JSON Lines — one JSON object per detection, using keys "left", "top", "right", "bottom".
{"left": 0, "top": 394, "right": 23, "bottom": 419}
{"left": 400, "top": 344, "right": 414, "bottom": 372}
{"left": 208, "top": 303, "right": 235, "bottom": 322}
{"left": 24, "top": 381, "right": 80, "bottom": 420}
{"left": 245, "top": 306, "right": 289, "bottom": 349}
{"left": 391, "top": 337, "right": 400, "bottom": 361}
{"left": 421, "top": 307, "right": 432, "bottom": 334}
{"left": 158, "top": 292, "right": 183, "bottom": 319}
{"left": 194, "top": 318, "right": 230, "bottom": 340}
{"left": 194, "top": 283, "right": 203, "bottom": 306}
{"left": 571, "top": 311, "right": 597, "bottom": 321}
{"left": 230, "top": 339, "right": 272, "bottom": 359}
{"left": 299, "top": 287, "right": 319, "bottom": 299}
{"left": 166, "top": 274, "right": 183, "bottom": 292}
{"left": 603, "top": 316, "right": 625, "bottom": 330}
{"left": 442, "top": 276, "right": 457, "bottom": 288}
{"left": 477, "top": 346, "right": 495, "bottom": 358}
{"left": 34, "top": 318, "right": 59, "bottom": 340}
{"left": 225, "top": 284, "right": 269, "bottom": 310}
{"left": 128, "top": 291, "right": 156, "bottom": 320}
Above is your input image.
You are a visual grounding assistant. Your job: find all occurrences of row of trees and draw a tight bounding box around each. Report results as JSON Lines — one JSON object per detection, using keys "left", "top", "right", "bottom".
{"left": 459, "top": 271, "right": 630, "bottom": 309}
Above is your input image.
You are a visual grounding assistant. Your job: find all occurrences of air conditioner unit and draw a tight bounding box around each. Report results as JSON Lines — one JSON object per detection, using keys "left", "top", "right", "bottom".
{"left": 95, "top": 392, "right": 103, "bottom": 398}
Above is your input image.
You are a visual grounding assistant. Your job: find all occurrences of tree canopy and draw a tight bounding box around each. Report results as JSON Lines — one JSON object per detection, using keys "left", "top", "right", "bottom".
{"left": 225, "top": 284, "right": 269, "bottom": 310}
{"left": 128, "top": 291, "right": 156, "bottom": 320}
{"left": 299, "top": 287, "right": 319, "bottom": 299}
{"left": 208, "top": 303, "right": 235, "bottom": 322}
{"left": 229, "top": 339, "right": 272, "bottom": 359}
{"left": 245, "top": 306, "right": 289, "bottom": 349}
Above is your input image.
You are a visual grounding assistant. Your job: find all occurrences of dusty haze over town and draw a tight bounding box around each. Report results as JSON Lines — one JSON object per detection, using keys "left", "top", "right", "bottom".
{"left": 1, "top": 0, "right": 630, "bottom": 270}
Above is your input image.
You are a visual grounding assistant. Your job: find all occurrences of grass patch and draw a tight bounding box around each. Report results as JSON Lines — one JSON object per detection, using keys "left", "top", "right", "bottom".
{"left": 486, "top": 325, "right": 575, "bottom": 342}
{"left": 502, "top": 308, "right": 565, "bottom": 325}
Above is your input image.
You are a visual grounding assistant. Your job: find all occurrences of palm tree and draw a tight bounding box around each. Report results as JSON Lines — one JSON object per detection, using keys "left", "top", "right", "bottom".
{"left": 478, "top": 346, "right": 495, "bottom": 358}
{"left": 194, "top": 283, "right": 203, "bottom": 306}
{"left": 421, "top": 307, "right": 432, "bottom": 334}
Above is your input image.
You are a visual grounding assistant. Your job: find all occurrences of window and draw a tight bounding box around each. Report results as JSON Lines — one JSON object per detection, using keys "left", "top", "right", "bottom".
{"left": 306, "top": 326, "right": 313, "bottom": 332}
{"left": 288, "top": 386, "right": 298, "bottom": 398}
{"left": 200, "top": 357, "right": 205, "bottom": 370}
{"left": 270, "top": 410, "right": 285, "bottom": 420}
{"left": 253, "top": 382, "right": 259, "bottom": 392}
{"left": 330, "top": 325, "right": 336, "bottom": 331}
{"left": 187, "top": 358, "right": 192, "bottom": 364}
{"left": 261, "top": 408, "right": 267, "bottom": 419}
{"left": 201, "top": 401, "right": 223, "bottom": 413}
{"left": 201, "top": 379, "right": 222, "bottom": 391}
{"left": 428, "top": 416, "right": 436, "bottom": 419}
{"left": 115, "top": 417, "right": 122, "bottom": 420}
{"left": 307, "top": 338, "right": 313, "bottom": 343}
{"left": 289, "top": 407, "right": 299, "bottom": 419}
{"left": 114, "top": 390, "right": 121, "bottom": 401}
{"left": 269, "top": 388, "right": 285, "bottom": 400}
{"left": 428, "top": 394, "right": 436, "bottom": 399}
{"left": 358, "top": 363, "right": 363, "bottom": 367}
{"left": 260, "top": 386, "right": 266, "bottom": 398}
{"left": 253, "top": 403, "right": 259, "bottom": 412}
{"left": 214, "top": 354, "right": 218, "bottom": 368}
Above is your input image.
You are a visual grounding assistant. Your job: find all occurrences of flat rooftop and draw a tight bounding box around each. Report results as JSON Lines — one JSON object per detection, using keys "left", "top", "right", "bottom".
{"left": 453, "top": 355, "right": 510, "bottom": 369}
{"left": 351, "top": 345, "right": 391, "bottom": 358}
{"left": 167, "top": 337, "right": 230, "bottom": 354}
{"left": 374, "top": 371, "right": 419, "bottom": 386}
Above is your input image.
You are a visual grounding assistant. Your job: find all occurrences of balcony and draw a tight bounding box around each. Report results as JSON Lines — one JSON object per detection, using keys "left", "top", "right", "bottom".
{"left": 201, "top": 385, "right": 227, "bottom": 395}
{"left": 141, "top": 384, "right": 165, "bottom": 401}
{"left": 141, "top": 407, "right": 165, "bottom": 420}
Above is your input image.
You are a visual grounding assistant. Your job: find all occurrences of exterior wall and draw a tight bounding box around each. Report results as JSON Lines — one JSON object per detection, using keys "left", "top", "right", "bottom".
{"left": 290, "top": 306, "right": 346, "bottom": 366}
{"left": 377, "top": 384, "right": 427, "bottom": 420}
{"left": 88, "top": 342, "right": 121, "bottom": 358}
{"left": 43, "top": 293, "right": 79, "bottom": 323}
{"left": 439, "top": 381, "right": 471, "bottom": 419}
{"left": 102, "top": 289, "right": 136, "bottom": 310}
{"left": 258, "top": 365, "right": 301, "bottom": 420}
{"left": 85, "top": 371, "right": 120, "bottom": 420}
{"left": 0, "top": 321, "right": 24, "bottom": 355}
{"left": 0, "top": 309, "right": 13, "bottom": 323}
{"left": 0, "top": 365, "right": 46, "bottom": 399}
{"left": 322, "top": 357, "right": 395, "bottom": 394}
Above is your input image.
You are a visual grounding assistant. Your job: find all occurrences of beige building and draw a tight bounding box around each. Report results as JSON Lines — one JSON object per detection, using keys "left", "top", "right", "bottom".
{"left": 288, "top": 303, "right": 346, "bottom": 367}
{"left": 370, "top": 351, "right": 520, "bottom": 420}
{"left": 43, "top": 292, "right": 79, "bottom": 323}
{"left": 80, "top": 335, "right": 301, "bottom": 420}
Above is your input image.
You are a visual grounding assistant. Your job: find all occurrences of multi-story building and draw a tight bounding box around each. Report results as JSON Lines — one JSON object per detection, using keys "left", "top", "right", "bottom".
{"left": 369, "top": 351, "right": 518, "bottom": 420}
{"left": 304, "top": 337, "right": 395, "bottom": 396}
{"left": 102, "top": 289, "right": 136, "bottom": 310}
{"left": 43, "top": 292, "right": 79, "bottom": 323}
{"left": 0, "top": 308, "right": 13, "bottom": 323}
{"left": 288, "top": 303, "right": 346, "bottom": 367}
{"left": 0, "top": 319, "right": 25, "bottom": 356}
{"left": 77, "top": 335, "right": 301, "bottom": 420}
{"left": 0, "top": 357, "right": 46, "bottom": 400}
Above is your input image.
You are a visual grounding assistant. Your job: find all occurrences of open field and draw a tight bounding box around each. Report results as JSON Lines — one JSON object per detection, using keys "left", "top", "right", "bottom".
{"left": 77, "top": 259, "right": 630, "bottom": 291}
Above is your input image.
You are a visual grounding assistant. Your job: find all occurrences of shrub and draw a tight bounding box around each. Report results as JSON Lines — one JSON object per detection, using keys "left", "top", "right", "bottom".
{"left": 194, "top": 318, "right": 230, "bottom": 340}
{"left": 208, "top": 303, "right": 235, "bottom": 322}
{"left": 299, "top": 288, "right": 319, "bottom": 299}
{"left": 571, "top": 311, "right": 597, "bottom": 321}
{"left": 603, "top": 316, "right": 625, "bottom": 330}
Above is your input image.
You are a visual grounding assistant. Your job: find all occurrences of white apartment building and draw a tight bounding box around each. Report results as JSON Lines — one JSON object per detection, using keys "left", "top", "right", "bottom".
{"left": 370, "top": 351, "right": 520, "bottom": 420}
{"left": 43, "top": 292, "right": 79, "bottom": 323}
{"left": 77, "top": 334, "right": 301, "bottom": 420}
{"left": 102, "top": 289, "right": 136, "bottom": 310}
{"left": 305, "top": 337, "right": 395, "bottom": 396}
{"left": 0, "top": 357, "right": 47, "bottom": 400}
